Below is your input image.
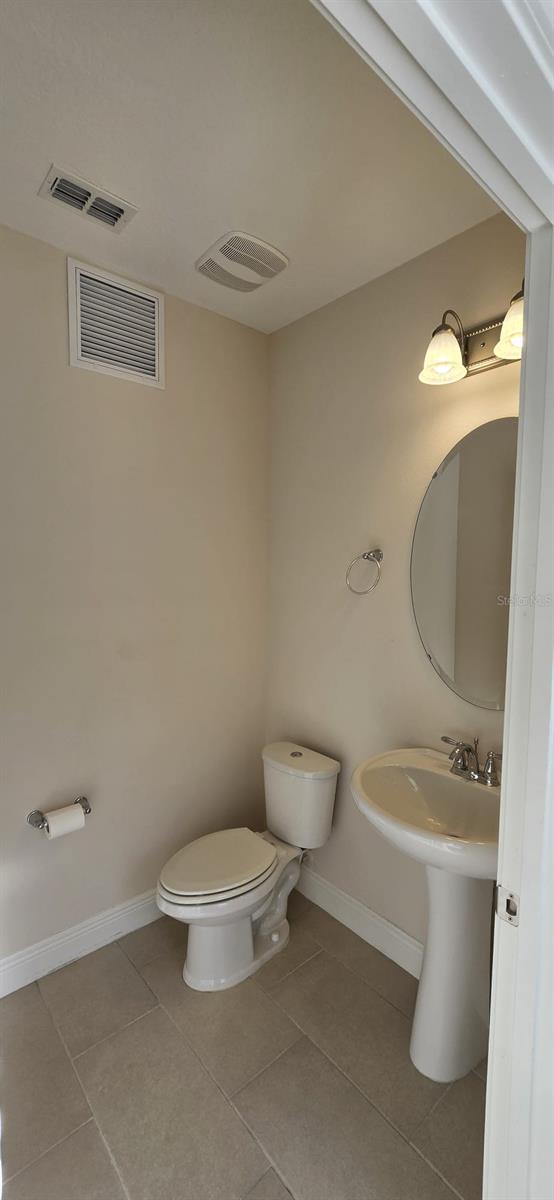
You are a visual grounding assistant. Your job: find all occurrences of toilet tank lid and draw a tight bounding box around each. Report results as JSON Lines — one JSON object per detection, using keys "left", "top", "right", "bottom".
{"left": 262, "top": 742, "right": 341, "bottom": 780}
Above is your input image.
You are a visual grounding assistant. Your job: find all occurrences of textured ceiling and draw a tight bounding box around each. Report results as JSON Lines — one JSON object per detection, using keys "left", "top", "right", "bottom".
{"left": 0, "top": 0, "right": 497, "bottom": 331}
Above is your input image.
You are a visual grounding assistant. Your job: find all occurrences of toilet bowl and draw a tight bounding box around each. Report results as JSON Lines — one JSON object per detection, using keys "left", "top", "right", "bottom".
{"left": 157, "top": 742, "right": 340, "bottom": 991}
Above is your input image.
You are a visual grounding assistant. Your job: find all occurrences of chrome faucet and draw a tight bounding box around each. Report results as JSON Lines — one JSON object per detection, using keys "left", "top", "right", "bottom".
{"left": 442, "top": 735, "right": 480, "bottom": 779}
{"left": 441, "top": 736, "right": 502, "bottom": 786}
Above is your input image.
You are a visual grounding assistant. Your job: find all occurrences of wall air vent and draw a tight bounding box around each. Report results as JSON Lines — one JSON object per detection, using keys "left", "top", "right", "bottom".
{"left": 195, "top": 233, "right": 288, "bottom": 292}
{"left": 67, "top": 259, "right": 164, "bottom": 388}
{"left": 39, "top": 165, "right": 137, "bottom": 232}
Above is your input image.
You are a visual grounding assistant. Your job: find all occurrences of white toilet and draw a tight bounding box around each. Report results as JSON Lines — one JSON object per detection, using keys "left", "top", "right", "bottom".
{"left": 156, "top": 741, "right": 340, "bottom": 991}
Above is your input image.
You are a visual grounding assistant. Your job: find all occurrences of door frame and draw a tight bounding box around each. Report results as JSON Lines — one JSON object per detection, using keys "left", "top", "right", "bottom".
{"left": 312, "top": 3, "right": 554, "bottom": 1197}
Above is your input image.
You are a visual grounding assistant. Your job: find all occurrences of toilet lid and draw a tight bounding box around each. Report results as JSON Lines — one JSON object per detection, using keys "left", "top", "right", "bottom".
{"left": 160, "top": 828, "right": 278, "bottom": 897}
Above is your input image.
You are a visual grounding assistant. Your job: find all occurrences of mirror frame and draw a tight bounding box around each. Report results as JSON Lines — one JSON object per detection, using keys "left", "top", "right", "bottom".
{"left": 410, "top": 417, "right": 517, "bottom": 711}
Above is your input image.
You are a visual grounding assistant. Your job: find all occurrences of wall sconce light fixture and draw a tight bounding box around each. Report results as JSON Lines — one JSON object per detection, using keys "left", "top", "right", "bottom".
{"left": 494, "top": 281, "right": 525, "bottom": 361}
{"left": 418, "top": 310, "right": 467, "bottom": 385}
{"left": 419, "top": 282, "right": 524, "bottom": 386}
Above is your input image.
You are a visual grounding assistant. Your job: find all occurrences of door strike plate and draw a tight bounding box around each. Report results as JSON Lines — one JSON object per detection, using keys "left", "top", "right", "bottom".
{"left": 495, "top": 884, "right": 520, "bottom": 925}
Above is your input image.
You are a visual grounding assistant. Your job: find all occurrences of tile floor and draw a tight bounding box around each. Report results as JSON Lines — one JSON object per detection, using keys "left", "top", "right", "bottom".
{"left": 1, "top": 893, "right": 486, "bottom": 1200}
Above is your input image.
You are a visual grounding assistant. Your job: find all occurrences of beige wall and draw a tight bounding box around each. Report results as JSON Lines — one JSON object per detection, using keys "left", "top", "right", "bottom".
{"left": 1, "top": 213, "right": 525, "bottom": 962}
{"left": 267, "top": 214, "right": 524, "bottom": 942}
{"left": 0, "top": 225, "right": 269, "bottom": 957}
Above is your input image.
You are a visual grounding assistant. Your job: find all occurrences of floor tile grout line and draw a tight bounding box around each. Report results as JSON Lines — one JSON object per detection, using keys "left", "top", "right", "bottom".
{"left": 311, "top": 1040, "right": 461, "bottom": 1199}
{"left": 267, "top": 941, "right": 421, "bottom": 1058}
{"left": 148, "top": 970, "right": 305, "bottom": 1098}
{"left": 118, "top": 904, "right": 410, "bottom": 1025}
{"left": 242, "top": 1166, "right": 276, "bottom": 1200}
{"left": 243, "top": 1163, "right": 296, "bottom": 1200}
{"left": 115, "top": 932, "right": 183, "bottom": 977}
{"left": 160, "top": 1002, "right": 298, "bottom": 1199}
{"left": 283, "top": 1005, "right": 434, "bottom": 1145}
{"left": 94, "top": 1118, "right": 133, "bottom": 1200}
{"left": 227, "top": 1100, "right": 298, "bottom": 1200}
{"left": 235, "top": 1111, "right": 301, "bottom": 1200}
{"left": 292, "top": 915, "right": 418, "bottom": 1021}
{"left": 118, "top": 946, "right": 168, "bottom": 974}
{"left": 77, "top": 998, "right": 291, "bottom": 1200}
{"left": 130, "top": 905, "right": 416, "bottom": 1028}
{"left": 228, "top": 1032, "right": 304, "bottom": 1099}
{"left": 114, "top": 936, "right": 140, "bottom": 969}
{"left": 158, "top": 995, "right": 292, "bottom": 1111}
{"left": 35, "top": 941, "right": 159, "bottom": 1060}
{"left": 236, "top": 996, "right": 461, "bottom": 1200}
{"left": 71, "top": 1003, "right": 161, "bottom": 1062}
{"left": 25, "top": 980, "right": 99, "bottom": 1167}
{"left": 38, "top": 977, "right": 166, "bottom": 1200}
{"left": 312, "top": 1046, "right": 460, "bottom": 1199}
{"left": 35, "top": 980, "right": 137, "bottom": 1199}
{"left": 112, "top": 937, "right": 163, "bottom": 1003}
{"left": 409, "top": 1142, "right": 466, "bottom": 1200}
{"left": 24, "top": 907, "right": 475, "bottom": 1200}
{"left": 53, "top": 991, "right": 159, "bottom": 1200}
{"left": 410, "top": 1078, "right": 455, "bottom": 1133}
{"left": 34, "top": 945, "right": 461, "bottom": 1200}
{"left": 289, "top": 911, "right": 485, "bottom": 1187}
{"left": 23, "top": 922, "right": 298, "bottom": 1196}
{"left": 256, "top": 946, "right": 323, "bottom": 993}
{"left": 72, "top": 1054, "right": 135, "bottom": 1200}
{"left": 2, "top": 1117, "right": 94, "bottom": 1186}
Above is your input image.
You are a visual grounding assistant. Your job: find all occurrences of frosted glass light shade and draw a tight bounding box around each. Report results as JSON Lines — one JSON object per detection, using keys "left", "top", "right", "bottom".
{"left": 418, "top": 327, "right": 467, "bottom": 386}
{"left": 494, "top": 294, "right": 524, "bottom": 360}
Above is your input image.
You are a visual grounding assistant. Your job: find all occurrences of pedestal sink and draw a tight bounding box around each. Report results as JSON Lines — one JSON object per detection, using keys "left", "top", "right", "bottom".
{"left": 351, "top": 748, "right": 500, "bottom": 1083}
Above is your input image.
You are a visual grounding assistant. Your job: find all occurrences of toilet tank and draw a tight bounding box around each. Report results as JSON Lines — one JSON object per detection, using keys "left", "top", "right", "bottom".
{"left": 262, "top": 742, "right": 341, "bottom": 849}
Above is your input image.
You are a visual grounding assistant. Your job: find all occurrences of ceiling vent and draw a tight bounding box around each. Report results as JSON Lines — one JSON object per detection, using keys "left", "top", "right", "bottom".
{"left": 39, "top": 165, "right": 137, "bottom": 232}
{"left": 67, "top": 259, "right": 164, "bottom": 388}
{"left": 196, "top": 233, "right": 288, "bottom": 292}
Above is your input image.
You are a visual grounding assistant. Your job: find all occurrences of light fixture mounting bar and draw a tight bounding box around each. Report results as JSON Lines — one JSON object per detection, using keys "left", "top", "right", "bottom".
{"left": 465, "top": 317, "right": 507, "bottom": 375}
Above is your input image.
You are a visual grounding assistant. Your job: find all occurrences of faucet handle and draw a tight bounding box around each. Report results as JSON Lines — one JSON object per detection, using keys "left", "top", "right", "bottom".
{"left": 441, "top": 735, "right": 463, "bottom": 762}
{"left": 441, "top": 735, "right": 477, "bottom": 749}
{"left": 441, "top": 735, "right": 480, "bottom": 776}
{"left": 482, "top": 750, "right": 502, "bottom": 787}
{"left": 441, "top": 735, "right": 472, "bottom": 759}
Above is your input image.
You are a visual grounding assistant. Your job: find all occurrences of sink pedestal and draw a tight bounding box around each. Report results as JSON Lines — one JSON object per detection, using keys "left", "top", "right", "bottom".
{"left": 410, "top": 866, "right": 493, "bottom": 1083}
{"left": 351, "top": 748, "right": 499, "bottom": 1082}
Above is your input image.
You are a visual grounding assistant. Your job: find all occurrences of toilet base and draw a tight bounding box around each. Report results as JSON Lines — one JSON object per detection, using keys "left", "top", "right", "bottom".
{"left": 184, "top": 917, "right": 290, "bottom": 991}
{"left": 158, "top": 834, "right": 302, "bottom": 992}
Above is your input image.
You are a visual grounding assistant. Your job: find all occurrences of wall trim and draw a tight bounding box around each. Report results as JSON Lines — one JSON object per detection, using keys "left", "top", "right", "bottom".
{"left": 297, "top": 863, "right": 423, "bottom": 979}
{"left": 1, "top": 868, "right": 423, "bottom": 997}
{"left": 0, "top": 889, "right": 159, "bottom": 998}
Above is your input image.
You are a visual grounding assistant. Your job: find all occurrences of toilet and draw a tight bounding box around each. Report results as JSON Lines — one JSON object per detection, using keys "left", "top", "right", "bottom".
{"left": 157, "top": 741, "right": 340, "bottom": 991}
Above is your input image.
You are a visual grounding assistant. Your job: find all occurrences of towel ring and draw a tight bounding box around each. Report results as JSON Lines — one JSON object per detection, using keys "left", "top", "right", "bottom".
{"left": 346, "top": 548, "right": 383, "bottom": 595}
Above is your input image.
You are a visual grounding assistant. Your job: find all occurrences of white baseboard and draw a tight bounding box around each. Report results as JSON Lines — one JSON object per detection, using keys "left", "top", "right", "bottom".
{"left": 0, "top": 868, "right": 423, "bottom": 998}
{"left": 0, "top": 889, "right": 159, "bottom": 998}
{"left": 297, "top": 864, "right": 423, "bottom": 980}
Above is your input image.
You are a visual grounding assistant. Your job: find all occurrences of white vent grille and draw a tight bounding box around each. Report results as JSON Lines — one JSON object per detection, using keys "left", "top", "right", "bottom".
{"left": 68, "top": 259, "right": 164, "bottom": 388}
{"left": 197, "top": 258, "right": 261, "bottom": 292}
{"left": 39, "top": 165, "right": 137, "bottom": 232}
{"left": 220, "top": 235, "right": 286, "bottom": 277}
{"left": 196, "top": 232, "right": 288, "bottom": 293}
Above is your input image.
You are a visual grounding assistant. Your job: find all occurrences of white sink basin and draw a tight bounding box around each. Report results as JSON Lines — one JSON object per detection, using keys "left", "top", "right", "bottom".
{"left": 351, "top": 747, "right": 500, "bottom": 1083}
{"left": 351, "top": 747, "right": 499, "bottom": 879}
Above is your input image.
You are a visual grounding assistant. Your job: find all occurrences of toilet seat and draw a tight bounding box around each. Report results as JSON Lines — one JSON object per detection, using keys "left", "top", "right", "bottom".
{"left": 159, "top": 828, "right": 278, "bottom": 905}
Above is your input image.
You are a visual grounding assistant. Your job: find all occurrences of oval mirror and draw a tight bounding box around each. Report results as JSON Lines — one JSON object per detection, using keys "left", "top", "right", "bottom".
{"left": 411, "top": 417, "right": 517, "bottom": 710}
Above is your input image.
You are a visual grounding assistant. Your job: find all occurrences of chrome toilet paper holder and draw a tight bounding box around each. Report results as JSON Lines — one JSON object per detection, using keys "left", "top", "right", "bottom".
{"left": 27, "top": 796, "right": 92, "bottom": 832}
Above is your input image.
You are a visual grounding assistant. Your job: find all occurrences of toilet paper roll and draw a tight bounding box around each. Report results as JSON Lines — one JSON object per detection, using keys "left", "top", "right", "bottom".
{"left": 45, "top": 803, "right": 86, "bottom": 840}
